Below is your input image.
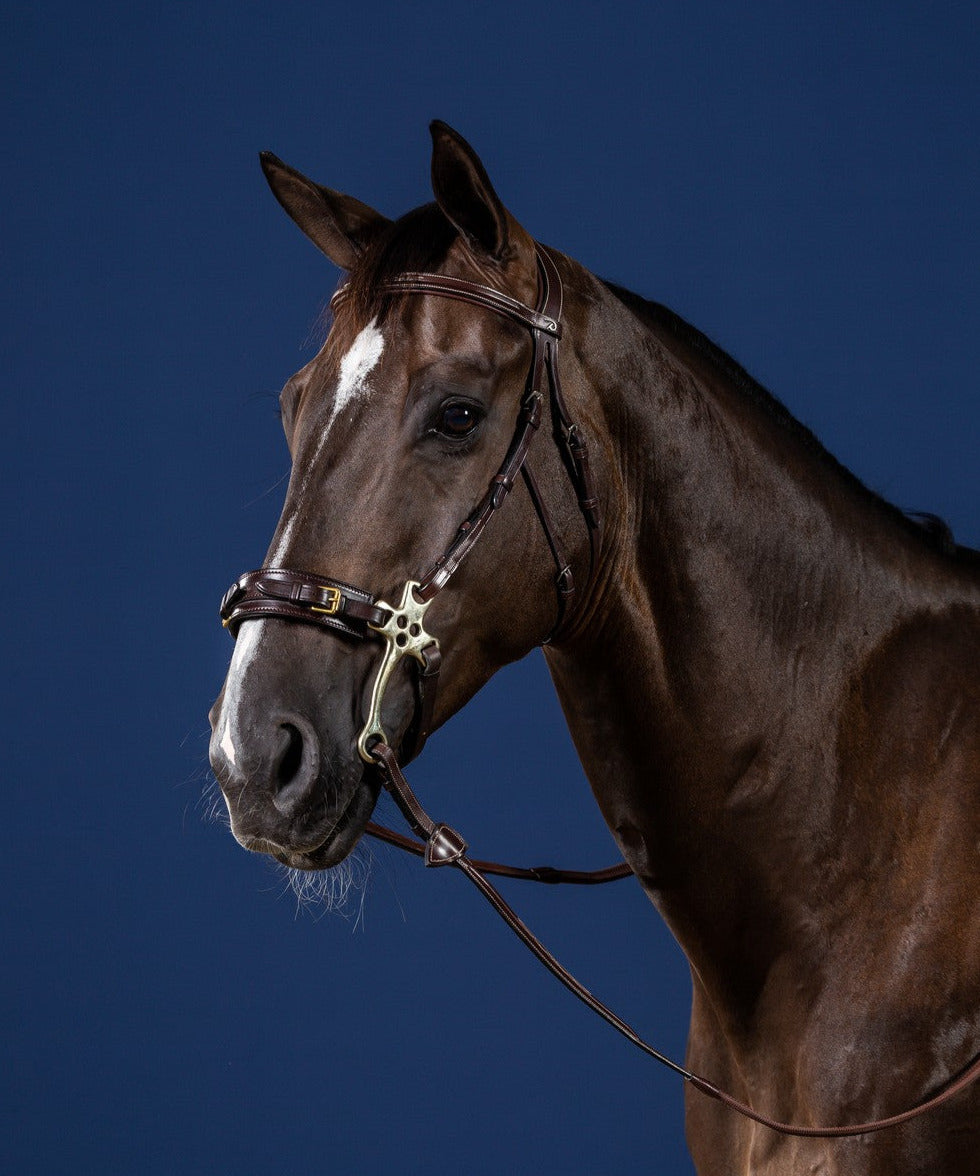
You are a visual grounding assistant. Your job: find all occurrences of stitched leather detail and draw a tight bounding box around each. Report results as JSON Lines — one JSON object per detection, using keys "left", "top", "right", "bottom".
{"left": 377, "top": 273, "right": 562, "bottom": 337}
{"left": 220, "top": 568, "right": 387, "bottom": 638}
{"left": 424, "top": 823, "right": 467, "bottom": 867}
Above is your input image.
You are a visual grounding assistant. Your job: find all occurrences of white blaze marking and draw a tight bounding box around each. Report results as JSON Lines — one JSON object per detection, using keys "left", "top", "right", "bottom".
{"left": 327, "top": 318, "right": 385, "bottom": 434}
{"left": 271, "top": 319, "right": 384, "bottom": 565}
{"left": 219, "top": 725, "right": 237, "bottom": 766}
{"left": 217, "top": 620, "right": 265, "bottom": 767}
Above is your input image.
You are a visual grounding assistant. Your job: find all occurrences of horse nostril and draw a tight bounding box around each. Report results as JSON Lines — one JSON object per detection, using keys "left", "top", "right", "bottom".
{"left": 272, "top": 720, "right": 318, "bottom": 816}
{"left": 277, "top": 722, "right": 304, "bottom": 787}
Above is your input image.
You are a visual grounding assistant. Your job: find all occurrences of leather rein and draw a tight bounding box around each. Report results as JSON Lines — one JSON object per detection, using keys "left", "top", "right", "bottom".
{"left": 219, "top": 243, "right": 980, "bottom": 1138}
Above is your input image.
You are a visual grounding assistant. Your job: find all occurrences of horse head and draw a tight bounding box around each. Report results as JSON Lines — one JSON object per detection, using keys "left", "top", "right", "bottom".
{"left": 208, "top": 123, "right": 598, "bottom": 872}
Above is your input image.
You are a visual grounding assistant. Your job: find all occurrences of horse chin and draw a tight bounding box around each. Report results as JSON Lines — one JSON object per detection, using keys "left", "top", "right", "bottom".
{"left": 240, "top": 777, "right": 379, "bottom": 871}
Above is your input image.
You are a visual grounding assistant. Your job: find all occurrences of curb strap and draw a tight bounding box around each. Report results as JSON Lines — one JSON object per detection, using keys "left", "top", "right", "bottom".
{"left": 367, "top": 739, "right": 980, "bottom": 1139}
{"left": 401, "top": 643, "right": 442, "bottom": 762}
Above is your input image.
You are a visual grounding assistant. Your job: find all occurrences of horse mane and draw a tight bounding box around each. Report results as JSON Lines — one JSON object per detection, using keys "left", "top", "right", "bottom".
{"left": 343, "top": 215, "right": 973, "bottom": 564}
{"left": 602, "top": 279, "right": 978, "bottom": 565}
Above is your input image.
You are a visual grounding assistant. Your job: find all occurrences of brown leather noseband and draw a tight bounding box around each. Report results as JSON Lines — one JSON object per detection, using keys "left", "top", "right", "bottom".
{"left": 218, "top": 243, "right": 980, "bottom": 1139}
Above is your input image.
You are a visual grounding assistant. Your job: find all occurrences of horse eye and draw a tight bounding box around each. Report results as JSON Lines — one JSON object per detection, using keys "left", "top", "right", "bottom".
{"left": 435, "top": 400, "right": 483, "bottom": 438}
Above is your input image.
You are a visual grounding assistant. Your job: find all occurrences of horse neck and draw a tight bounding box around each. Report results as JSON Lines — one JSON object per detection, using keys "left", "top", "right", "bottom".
{"left": 544, "top": 274, "right": 976, "bottom": 1017}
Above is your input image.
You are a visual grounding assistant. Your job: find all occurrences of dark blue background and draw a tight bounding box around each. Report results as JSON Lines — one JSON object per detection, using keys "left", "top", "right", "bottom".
{"left": 4, "top": 4, "right": 978, "bottom": 1173}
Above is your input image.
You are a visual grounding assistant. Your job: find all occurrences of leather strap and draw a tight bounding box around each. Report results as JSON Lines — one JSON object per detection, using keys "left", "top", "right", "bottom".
{"left": 687, "top": 1060, "right": 980, "bottom": 1139}
{"left": 416, "top": 389, "right": 543, "bottom": 601}
{"left": 332, "top": 245, "right": 594, "bottom": 595}
{"left": 521, "top": 462, "right": 575, "bottom": 639}
{"left": 536, "top": 248, "right": 600, "bottom": 533}
{"left": 368, "top": 738, "right": 697, "bottom": 1082}
{"left": 333, "top": 270, "right": 562, "bottom": 338}
{"left": 367, "top": 738, "right": 980, "bottom": 1139}
{"left": 400, "top": 643, "right": 442, "bottom": 763}
{"left": 221, "top": 568, "right": 388, "bottom": 638}
{"left": 364, "top": 820, "right": 631, "bottom": 884}
{"left": 377, "top": 273, "right": 561, "bottom": 338}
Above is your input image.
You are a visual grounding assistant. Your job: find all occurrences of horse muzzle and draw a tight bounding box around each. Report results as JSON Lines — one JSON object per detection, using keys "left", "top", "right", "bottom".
{"left": 208, "top": 699, "right": 374, "bottom": 865}
{"left": 207, "top": 616, "right": 413, "bottom": 868}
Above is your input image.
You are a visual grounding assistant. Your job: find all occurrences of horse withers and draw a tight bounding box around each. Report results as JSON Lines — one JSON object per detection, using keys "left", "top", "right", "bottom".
{"left": 208, "top": 122, "right": 980, "bottom": 1174}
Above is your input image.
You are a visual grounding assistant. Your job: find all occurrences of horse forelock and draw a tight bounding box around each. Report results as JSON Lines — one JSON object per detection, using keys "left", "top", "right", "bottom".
{"left": 345, "top": 203, "right": 457, "bottom": 323}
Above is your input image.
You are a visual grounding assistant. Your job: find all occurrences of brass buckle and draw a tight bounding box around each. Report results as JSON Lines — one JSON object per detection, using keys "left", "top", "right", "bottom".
{"left": 310, "top": 586, "right": 342, "bottom": 616}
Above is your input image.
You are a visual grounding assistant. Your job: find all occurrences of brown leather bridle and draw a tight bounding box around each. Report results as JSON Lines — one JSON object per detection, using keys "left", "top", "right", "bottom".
{"left": 219, "top": 243, "right": 980, "bottom": 1138}
{"left": 220, "top": 244, "right": 597, "bottom": 762}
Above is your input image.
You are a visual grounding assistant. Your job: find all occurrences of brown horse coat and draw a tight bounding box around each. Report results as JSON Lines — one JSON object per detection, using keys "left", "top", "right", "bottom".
{"left": 210, "top": 123, "right": 980, "bottom": 1174}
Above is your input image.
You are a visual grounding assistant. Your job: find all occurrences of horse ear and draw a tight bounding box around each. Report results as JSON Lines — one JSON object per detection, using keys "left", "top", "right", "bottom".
{"left": 429, "top": 121, "right": 510, "bottom": 259}
{"left": 259, "top": 152, "right": 390, "bottom": 271}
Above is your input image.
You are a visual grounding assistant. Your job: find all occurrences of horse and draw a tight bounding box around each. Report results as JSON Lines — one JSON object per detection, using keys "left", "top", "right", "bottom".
{"left": 208, "top": 121, "right": 980, "bottom": 1174}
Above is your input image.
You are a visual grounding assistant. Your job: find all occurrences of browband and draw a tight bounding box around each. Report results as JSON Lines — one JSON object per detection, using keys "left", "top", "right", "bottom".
{"left": 331, "top": 271, "right": 562, "bottom": 338}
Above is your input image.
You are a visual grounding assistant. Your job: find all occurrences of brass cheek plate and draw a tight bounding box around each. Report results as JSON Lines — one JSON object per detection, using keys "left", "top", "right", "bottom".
{"left": 357, "top": 581, "right": 438, "bottom": 763}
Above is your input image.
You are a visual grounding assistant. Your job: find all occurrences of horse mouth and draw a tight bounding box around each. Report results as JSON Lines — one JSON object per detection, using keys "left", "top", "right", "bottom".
{"left": 238, "top": 779, "right": 377, "bottom": 870}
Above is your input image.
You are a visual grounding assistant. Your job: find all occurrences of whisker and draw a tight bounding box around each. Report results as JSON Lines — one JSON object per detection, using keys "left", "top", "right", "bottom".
{"left": 243, "top": 466, "right": 290, "bottom": 509}
{"left": 278, "top": 846, "right": 374, "bottom": 922}
{"left": 199, "top": 772, "right": 230, "bottom": 829}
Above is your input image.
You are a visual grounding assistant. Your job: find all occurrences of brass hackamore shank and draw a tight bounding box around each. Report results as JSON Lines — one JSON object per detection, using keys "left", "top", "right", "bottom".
{"left": 357, "top": 580, "right": 438, "bottom": 763}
